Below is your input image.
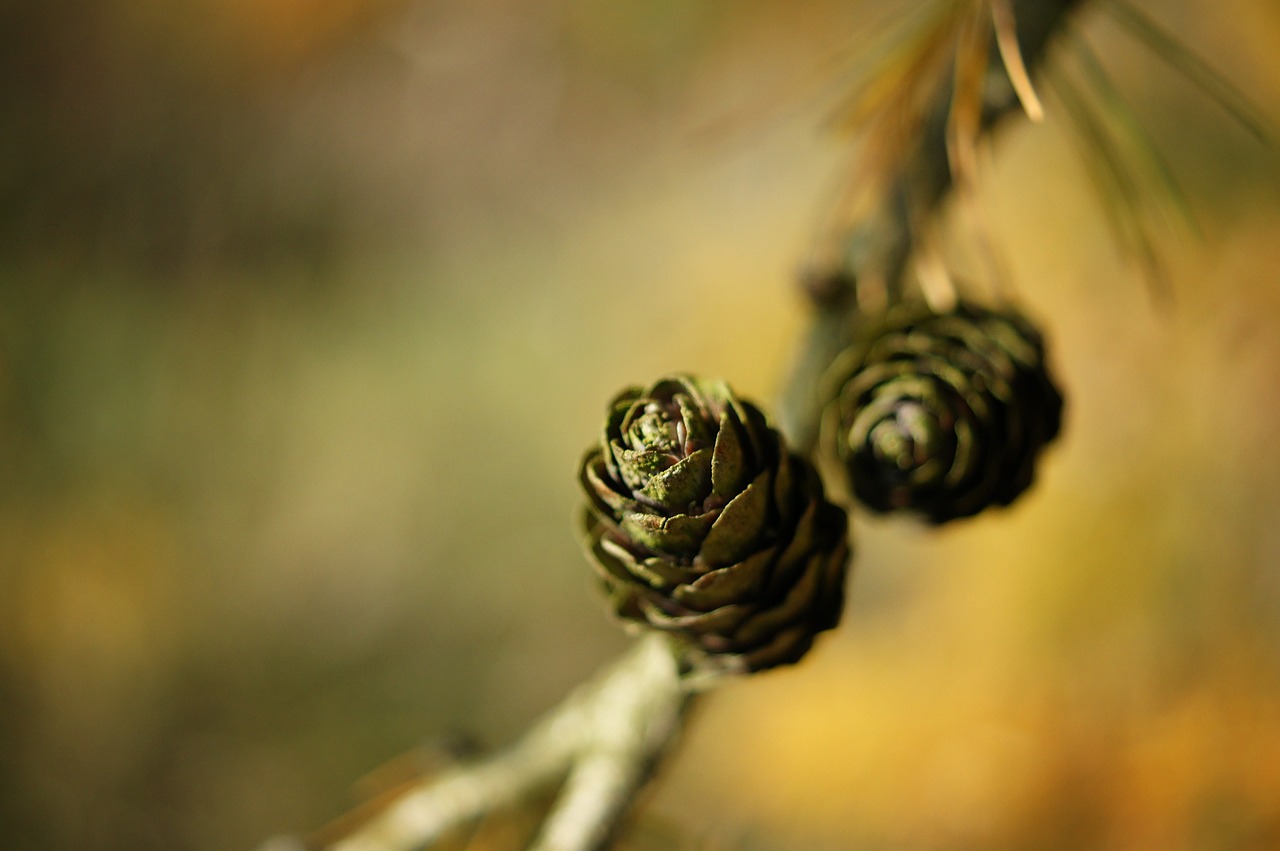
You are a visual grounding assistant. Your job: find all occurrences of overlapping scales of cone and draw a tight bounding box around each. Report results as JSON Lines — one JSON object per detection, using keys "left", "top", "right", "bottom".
{"left": 579, "top": 375, "right": 850, "bottom": 674}
{"left": 822, "top": 301, "right": 1064, "bottom": 524}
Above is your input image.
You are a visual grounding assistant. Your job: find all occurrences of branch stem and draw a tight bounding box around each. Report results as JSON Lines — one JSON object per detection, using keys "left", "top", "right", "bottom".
{"left": 530, "top": 634, "right": 688, "bottom": 851}
{"left": 275, "top": 633, "right": 691, "bottom": 851}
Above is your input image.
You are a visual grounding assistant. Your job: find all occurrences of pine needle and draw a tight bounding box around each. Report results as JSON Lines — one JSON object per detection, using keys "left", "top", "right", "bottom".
{"left": 1045, "top": 65, "right": 1171, "bottom": 302}
{"left": 814, "top": 0, "right": 967, "bottom": 274}
{"left": 946, "top": 2, "right": 1013, "bottom": 300}
{"left": 1068, "top": 33, "right": 1200, "bottom": 237}
{"left": 913, "top": 224, "right": 961, "bottom": 313}
{"left": 947, "top": 2, "right": 991, "bottom": 192}
{"left": 990, "top": 0, "right": 1046, "bottom": 122}
{"left": 1102, "top": 0, "right": 1276, "bottom": 145}
{"left": 687, "top": 0, "right": 947, "bottom": 149}
{"left": 825, "top": 0, "right": 960, "bottom": 136}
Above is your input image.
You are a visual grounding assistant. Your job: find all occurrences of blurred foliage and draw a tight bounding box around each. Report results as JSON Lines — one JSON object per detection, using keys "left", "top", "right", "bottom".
{"left": 2, "top": 1, "right": 1279, "bottom": 850}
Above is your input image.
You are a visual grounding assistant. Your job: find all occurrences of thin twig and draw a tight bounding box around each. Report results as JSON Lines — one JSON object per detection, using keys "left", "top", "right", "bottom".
{"left": 323, "top": 707, "right": 583, "bottom": 851}
{"left": 261, "top": 633, "right": 692, "bottom": 851}
{"left": 528, "top": 634, "right": 688, "bottom": 851}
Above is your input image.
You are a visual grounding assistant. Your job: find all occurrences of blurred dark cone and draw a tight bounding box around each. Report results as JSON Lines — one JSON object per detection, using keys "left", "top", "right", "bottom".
{"left": 821, "top": 300, "right": 1064, "bottom": 523}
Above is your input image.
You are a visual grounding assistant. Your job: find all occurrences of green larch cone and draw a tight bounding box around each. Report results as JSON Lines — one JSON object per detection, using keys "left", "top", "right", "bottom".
{"left": 578, "top": 375, "right": 851, "bottom": 675}
{"left": 821, "top": 301, "right": 1064, "bottom": 524}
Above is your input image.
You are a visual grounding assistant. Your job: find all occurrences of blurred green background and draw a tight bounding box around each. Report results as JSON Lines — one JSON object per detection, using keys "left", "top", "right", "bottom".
{"left": 3, "top": 1, "right": 1280, "bottom": 849}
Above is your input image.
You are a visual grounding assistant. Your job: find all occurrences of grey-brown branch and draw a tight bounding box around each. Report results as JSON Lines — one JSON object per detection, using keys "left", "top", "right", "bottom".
{"left": 258, "top": 633, "right": 692, "bottom": 851}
